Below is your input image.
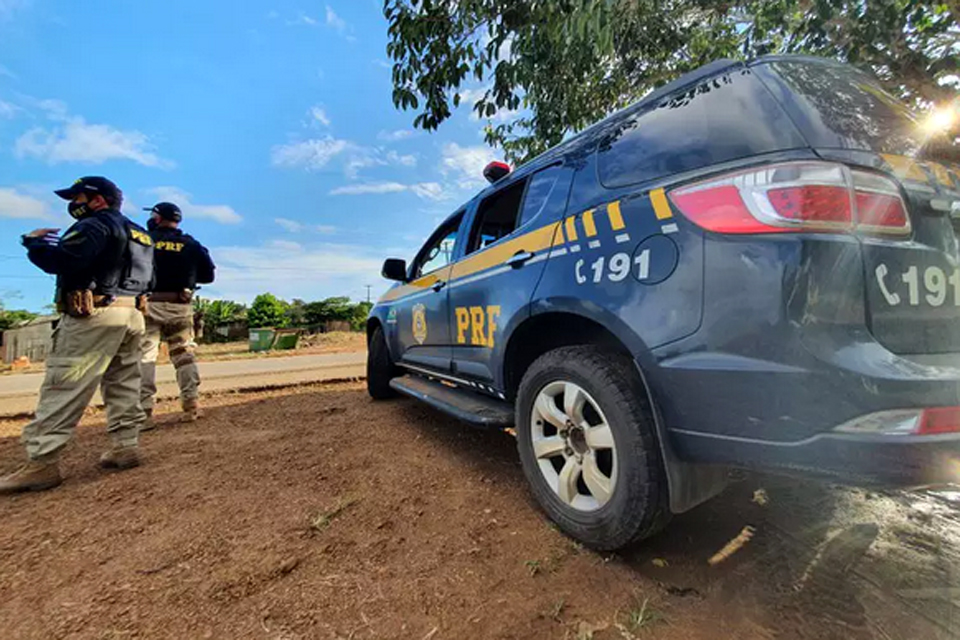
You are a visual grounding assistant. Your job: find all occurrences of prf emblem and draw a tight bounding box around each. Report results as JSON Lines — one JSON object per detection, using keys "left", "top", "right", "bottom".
{"left": 412, "top": 303, "right": 428, "bottom": 345}
{"left": 455, "top": 305, "right": 501, "bottom": 347}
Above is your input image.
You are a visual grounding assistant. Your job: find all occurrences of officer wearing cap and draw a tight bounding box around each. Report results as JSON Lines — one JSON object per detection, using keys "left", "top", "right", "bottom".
{"left": 140, "top": 202, "right": 215, "bottom": 428}
{"left": 0, "top": 177, "right": 154, "bottom": 494}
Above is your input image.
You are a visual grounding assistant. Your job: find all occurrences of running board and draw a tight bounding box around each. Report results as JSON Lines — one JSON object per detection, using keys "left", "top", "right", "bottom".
{"left": 389, "top": 375, "right": 514, "bottom": 428}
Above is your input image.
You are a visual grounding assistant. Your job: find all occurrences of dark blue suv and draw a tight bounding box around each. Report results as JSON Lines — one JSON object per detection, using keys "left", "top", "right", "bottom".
{"left": 367, "top": 55, "right": 960, "bottom": 550}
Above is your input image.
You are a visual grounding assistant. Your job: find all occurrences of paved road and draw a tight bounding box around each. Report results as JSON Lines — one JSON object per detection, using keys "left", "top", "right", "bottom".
{"left": 0, "top": 352, "right": 366, "bottom": 416}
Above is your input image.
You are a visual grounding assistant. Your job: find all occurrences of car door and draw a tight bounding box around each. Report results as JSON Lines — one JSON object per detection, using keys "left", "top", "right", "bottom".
{"left": 391, "top": 211, "right": 465, "bottom": 374}
{"left": 448, "top": 164, "right": 575, "bottom": 391}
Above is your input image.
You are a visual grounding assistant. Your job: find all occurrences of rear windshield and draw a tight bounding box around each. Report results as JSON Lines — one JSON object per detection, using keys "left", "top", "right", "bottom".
{"left": 757, "top": 60, "right": 932, "bottom": 156}
{"left": 597, "top": 69, "right": 807, "bottom": 188}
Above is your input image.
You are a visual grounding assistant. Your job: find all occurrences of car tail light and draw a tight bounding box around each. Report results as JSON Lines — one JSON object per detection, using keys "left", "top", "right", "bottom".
{"left": 917, "top": 407, "right": 960, "bottom": 435}
{"left": 834, "top": 407, "right": 960, "bottom": 436}
{"left": 669, "top": 161, "right": 911, "bottom": 236}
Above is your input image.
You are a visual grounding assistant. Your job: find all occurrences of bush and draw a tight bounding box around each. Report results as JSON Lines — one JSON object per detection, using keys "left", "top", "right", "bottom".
{"left": 248, "top": 293, "right": 288, "bottom": 328}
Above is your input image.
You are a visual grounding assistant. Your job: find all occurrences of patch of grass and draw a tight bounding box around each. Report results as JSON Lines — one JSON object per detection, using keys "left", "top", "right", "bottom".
{"left": 549, "top": 598, "right": 566, "bottom": 621}
{"left": 525, "top": 559, "right": 544, "bottom": 576}
{"left": 310, "top": 496, "right": 359, "bottom": 531}
{"left": 621, "top": 597, "right": 664, "bottom": 632}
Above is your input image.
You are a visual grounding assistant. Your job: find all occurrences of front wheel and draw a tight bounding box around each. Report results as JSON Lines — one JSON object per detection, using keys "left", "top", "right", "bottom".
{"left": 367, "top": 325, "right": 399, "bottom": 400}
{"left": 515, "top": 345, "right": 670, "bottom": 550}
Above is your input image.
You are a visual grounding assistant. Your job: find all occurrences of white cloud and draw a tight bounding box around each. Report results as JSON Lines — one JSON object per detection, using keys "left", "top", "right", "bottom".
{"left": 276, "top": 217, "right": 338, "bottom": 235}
{"left": 269, "top": 239, "right": 303, "bottom": 252}
{"left": 378, "top": 129, "right": 415, "bottom": 142}
{"left": 272, "top": 136, "right": 416, "bottom": 177}
{"left": 0, "top": 99, "right": 18, "bottom": 118}
{"left": 325, "top": 5, "right": 347, "bottom": 32}
{"left": 385, "top": 150, "right": 416, "bottom": 166}
{"left": 287, "top": 12, "right": 318, "bottom": 27}
{"left": 275, "top": 217, "right": 304, "bottom": 233}
{"left": 410, "top": 183, "right": 445, "bottom": 200}
{"left": 206, "top": 241, "right": 383, "bottom": 303}
{"left": 372, "top": 59, "right": 392, "bottom": 69}
{"left": 441, "top": 142, "right": 496, "bottom": 189}
{"left": 330, "top": 182, "right": 407, "bottom": 196}
{"left": 458, "top": 87, "right": 488, "bottom": 109}
{"left": 271, "top": 136, "right": 349, "bottom": 171}
{"left": 330, "top": 181, "right": 446, "bottom": 200}
{"left": 309, "top": 105, "right": 331, "bottom": 127}
{"left": 0, "top": 187, "right": 54, "bottom": 220}
{"left": 147, "top": 187, "right": 242, "bottom": 224}
{"left": 14, "top": 103, "right": 172, "bottom": 168}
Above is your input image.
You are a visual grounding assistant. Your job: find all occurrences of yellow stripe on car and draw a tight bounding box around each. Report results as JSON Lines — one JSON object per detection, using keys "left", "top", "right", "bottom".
{"left": 650, "top": 188, "right": 673, "bottom": 220}
{"left": 564, "top": 217, "right": 579, "bottom": 242}
{"left": 451, "top": 221, "right": 563, "bottom": 280}
{"left": 582, "top": 208, "right": 598, "bottom": 237}
{"left": 378, "top": 270, "right": 446, "bottom": 303}
{"left": 607, "top": 201, "right": 625, "bottom": 231}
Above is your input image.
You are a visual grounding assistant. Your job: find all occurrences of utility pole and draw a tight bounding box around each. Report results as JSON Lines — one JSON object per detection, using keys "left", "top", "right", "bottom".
{"left": 364, "top": 285, "right": 372, "bottom": 304}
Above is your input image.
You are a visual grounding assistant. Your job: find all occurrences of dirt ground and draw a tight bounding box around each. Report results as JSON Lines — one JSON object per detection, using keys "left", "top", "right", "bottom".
{"left": 1, "top": 383, "right": 959, "bottom": 640}
{"left": 179, "top": 332, "right": 366, "bottom": 363}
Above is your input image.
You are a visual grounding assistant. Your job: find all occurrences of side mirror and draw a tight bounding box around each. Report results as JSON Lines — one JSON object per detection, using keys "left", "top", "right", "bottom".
{"left": 382, "top": 258, "right": 408, "bottom": 282}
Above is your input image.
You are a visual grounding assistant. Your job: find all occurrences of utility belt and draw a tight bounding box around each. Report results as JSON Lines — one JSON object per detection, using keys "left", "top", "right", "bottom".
{"left": 57, "top": 290, "right": 149, "bottom": 318}
{"left": 149, "top": 289, "right": 194, "bottom": 304}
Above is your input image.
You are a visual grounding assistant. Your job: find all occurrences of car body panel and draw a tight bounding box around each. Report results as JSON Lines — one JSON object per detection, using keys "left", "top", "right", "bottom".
{"left": 369, "top": 54, "right": 960, "bottom": 490}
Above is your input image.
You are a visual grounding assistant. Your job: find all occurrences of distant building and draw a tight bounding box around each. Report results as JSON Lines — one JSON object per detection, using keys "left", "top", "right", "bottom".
{"left": 1, "top": 315, "right": 58, "bottom": 364}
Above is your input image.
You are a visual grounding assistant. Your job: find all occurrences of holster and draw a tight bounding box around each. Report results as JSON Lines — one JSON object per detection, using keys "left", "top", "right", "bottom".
{"left": 57, "top": 290, "right": 96, "bottom": 318}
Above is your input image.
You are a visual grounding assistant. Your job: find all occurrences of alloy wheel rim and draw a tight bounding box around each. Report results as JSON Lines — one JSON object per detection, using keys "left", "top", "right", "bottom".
{"left": 530, "top": 381, "right": 617, "bottom": 512}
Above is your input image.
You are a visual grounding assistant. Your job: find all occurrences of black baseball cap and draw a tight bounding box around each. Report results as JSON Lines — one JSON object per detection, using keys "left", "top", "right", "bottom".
{"left": 54, "top": 176, "right": 121, "bottom": 205}
{"left": 144, "top": 202, "right": 183, "bottom": 222}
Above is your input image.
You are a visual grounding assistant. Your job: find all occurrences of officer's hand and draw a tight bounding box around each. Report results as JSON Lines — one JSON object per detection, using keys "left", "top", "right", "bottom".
{"left": 25, "top": 228, "right": 60, "bottom": 238}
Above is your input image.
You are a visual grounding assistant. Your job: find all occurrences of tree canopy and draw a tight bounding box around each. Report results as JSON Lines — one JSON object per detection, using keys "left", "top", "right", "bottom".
{"left": 385, "top": 0, "right": 959, "bottom": 163}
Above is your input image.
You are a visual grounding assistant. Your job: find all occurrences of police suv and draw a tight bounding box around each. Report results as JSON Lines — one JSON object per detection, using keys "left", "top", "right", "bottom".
{"left": 367, "top": 55, "right": 960, "bottom": 550}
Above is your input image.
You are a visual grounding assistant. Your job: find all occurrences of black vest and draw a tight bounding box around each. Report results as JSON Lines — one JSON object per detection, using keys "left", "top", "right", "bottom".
{"left": 59, "top": 210, "right": 154, "bottom": 296}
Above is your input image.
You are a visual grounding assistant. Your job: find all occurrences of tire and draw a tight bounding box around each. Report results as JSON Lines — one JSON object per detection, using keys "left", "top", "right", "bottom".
{"left": 367, "top": 325, "right": 399, "bottom": 400}
{"left": 515, "top": 345, "right": 670, "bottom": 550}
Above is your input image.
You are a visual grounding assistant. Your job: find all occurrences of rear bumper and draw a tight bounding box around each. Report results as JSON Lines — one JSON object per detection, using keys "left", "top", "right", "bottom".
{"left": 670, "top": 428, "right": 960, "bottom": 488}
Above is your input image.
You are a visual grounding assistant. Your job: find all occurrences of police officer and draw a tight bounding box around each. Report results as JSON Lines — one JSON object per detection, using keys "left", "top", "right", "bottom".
{"left": 140, "top": 202, "right": 215, "bottom": 428}
{"left": 0, "top": 177, "right": 154, "bottom": 494}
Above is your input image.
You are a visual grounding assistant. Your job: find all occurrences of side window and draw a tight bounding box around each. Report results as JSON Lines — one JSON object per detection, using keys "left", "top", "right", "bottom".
{"left": 412, "top": 213, "right": 463, "bottom": 278}
{"left": 468, "top": 179, "right": 528, "bottom": 254}
{"left": 517, "top": 165, "right": 564, "bottom": 228}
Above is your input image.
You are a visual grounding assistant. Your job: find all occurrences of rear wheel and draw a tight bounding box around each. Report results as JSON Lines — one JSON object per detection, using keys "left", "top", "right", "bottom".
{"left": 515, "top": 345, "right": 670, "bottom": 550}
{"left": 367, "top": 325, "right": 399, "bottom": 400}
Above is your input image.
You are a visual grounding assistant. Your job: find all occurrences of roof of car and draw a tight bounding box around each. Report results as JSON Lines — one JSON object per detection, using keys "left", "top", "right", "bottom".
{"left": 451, "top": 54, "right": 839, "bottom": 215}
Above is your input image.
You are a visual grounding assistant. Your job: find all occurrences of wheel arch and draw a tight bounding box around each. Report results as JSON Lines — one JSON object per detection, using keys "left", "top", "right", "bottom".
{"left": 501, "top": 301, "right": 729, "bottom": 515}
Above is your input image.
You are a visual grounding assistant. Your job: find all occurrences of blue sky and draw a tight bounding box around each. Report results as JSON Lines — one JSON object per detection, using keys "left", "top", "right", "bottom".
{"left": 0, "top": 0, "right": 505, "bottom": 311}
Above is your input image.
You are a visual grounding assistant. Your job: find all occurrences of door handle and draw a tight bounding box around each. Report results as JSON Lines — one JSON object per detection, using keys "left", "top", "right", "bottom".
{"left": 432, "top": 280, "right": 446, "bottom": 292}
{"left": 506, "top": 251, "right": 534, "bottom": 268}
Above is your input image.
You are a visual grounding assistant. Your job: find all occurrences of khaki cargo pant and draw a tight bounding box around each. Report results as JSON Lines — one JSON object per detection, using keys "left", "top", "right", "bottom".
{"left": 140, "top": 301, "right": 199, "bottom": 411}
{"left": 22, "top": 305, "right": 146, "bottom": 460}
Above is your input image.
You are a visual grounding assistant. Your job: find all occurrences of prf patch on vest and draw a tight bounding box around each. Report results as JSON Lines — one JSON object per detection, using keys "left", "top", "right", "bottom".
{"left": 130, "top": 229, "right": 153, "bottom": 246}
{"left": 155, "top": 241, "right": 185, "bottom": 252}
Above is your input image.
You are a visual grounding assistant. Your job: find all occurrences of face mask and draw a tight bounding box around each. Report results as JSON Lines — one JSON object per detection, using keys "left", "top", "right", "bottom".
{"left": 147, "top": 217, "right": 159, "bottom": 231}
{"left": 68, "top": 201, "right": 90, "bottom": 219}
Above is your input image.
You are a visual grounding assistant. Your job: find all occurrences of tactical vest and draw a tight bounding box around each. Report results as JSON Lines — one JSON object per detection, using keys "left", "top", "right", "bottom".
{"left": 59, "top": 211, "right": 154, "bottom": 297}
